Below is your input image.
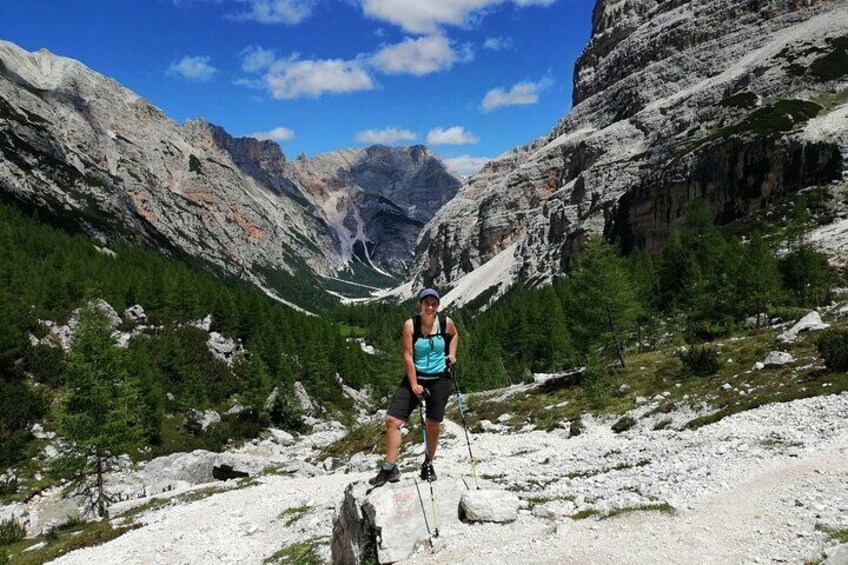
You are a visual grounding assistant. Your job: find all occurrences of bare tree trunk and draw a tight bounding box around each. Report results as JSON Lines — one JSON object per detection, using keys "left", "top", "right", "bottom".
{"left": 605, "top": 303, "right": 627, "bottom": 369}
{"left": 500, "top": 356, "right": 513, "bottom": 386}
{"left": 95, "top": 448, "right": 107, "bottom": 519}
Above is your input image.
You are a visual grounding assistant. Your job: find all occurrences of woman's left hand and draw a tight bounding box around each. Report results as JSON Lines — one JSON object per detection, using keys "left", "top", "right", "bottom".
{"left": 446, "top": 354, "right": 457, "bottom": 366}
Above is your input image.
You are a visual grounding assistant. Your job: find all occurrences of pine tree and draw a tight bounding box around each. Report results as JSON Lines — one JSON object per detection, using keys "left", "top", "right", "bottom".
{"left": 738, "top": 232, "right": 781, "bottom": 322}
{"left": 567, "top": 237, "right": 640, "bottom": 368}
{"left": 239, "top": 353, "right": 271, "bottom": 416}
{"left": 56, "top": 302, "right": 143, "bottom": 518}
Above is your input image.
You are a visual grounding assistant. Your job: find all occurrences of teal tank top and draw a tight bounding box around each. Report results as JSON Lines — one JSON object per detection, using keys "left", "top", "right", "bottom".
{"left": 413, "top": 315, "right": 447, "bottom": 379}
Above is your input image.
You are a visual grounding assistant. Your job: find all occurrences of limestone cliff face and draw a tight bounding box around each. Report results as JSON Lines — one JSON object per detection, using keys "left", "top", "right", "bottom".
{"left": 0, "top": 40, "right": 341, "bottom": 313}
{"left": 414, "top": 0, "right": 848, "bottom": 301}
{"left": 0, "top": 40, "right": 460, "bottom": 309}
{"left": 285, "top": 145, "right": 460, "bottom": 274}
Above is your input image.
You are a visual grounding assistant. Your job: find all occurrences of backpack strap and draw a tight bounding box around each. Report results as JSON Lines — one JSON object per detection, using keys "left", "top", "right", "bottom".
{"left": 438, "top": 312, "right": 452, "bottom": 354}
{"left": 412, "top": 313, "right": 451, "bottom": 341}
{"left": 412, "top": 315, "right": 422, "bottom": 341}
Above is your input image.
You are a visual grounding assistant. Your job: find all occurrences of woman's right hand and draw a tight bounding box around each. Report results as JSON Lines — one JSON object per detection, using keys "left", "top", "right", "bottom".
{"left": 412, "top": 384, "right": 424, "bottom": 398}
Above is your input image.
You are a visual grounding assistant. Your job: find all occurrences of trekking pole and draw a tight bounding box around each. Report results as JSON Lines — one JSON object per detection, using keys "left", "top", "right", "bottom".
{"left": 419, "top": 392, "right": 440, "bottom": 538}
{"left": 413, "top": 478, "right": 432, "bottom": 544}
{"left": 448, "top": 362, "right": 479, "bottom": 490}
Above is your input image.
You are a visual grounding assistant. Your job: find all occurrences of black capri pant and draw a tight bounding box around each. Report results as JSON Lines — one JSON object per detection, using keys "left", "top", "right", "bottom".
{"left": 386, "top": 376, "right": 452, "bottom": 422}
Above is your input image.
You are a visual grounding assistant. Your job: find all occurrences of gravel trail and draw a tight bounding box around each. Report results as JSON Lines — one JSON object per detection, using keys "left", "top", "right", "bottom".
{"left": 48, "top": 392, "right": 848, "bottom": 564}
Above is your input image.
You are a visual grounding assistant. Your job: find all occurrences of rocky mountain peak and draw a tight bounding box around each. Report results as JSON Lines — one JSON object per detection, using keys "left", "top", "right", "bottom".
{"left": 412, "top": 0, "right": 848, "bottom": 309}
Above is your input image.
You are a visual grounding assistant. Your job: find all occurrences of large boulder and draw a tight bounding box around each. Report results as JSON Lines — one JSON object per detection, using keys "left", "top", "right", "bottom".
{"left": 824, "top": 544, "right": 848, "bottom": 565}
{"left": 763, "top": 351, "right": 795, "bottom": 367}
{"left": 184, "top": 409, "right": 221, "bottom": 432}
{"left": 777, "top": 311, "right": 830, "bottom": 343}
{"left": 122, "top": 304, "right": 147, "bottom": 324}
{"left": 332, "top": 476, "right": 467, "bottom": 564}
{"left": 294, "top": 381, "right": 316, "bottom": 416}
{"left": 459, "top": 490, "right": 520, "bottom": 524}
{"left": 268, "top": 428, "right": 295, "bottom": 447}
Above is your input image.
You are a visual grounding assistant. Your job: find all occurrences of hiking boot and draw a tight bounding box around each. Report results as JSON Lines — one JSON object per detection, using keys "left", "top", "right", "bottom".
{"left": 420, "top": 460, "right": 437, "bottom": 482}
{"left": 368, "top": 465, "right": 400, "bottom": 487}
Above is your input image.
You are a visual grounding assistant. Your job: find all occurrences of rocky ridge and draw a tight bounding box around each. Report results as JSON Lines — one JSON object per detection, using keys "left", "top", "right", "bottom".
{"left": 0, "top": 40, "right": 459, "bottom": 310}
{"left": 286, "top": 144, "right": 460, "bottom": 275}
{"left": 413, "top": 0, "right": 848, "bottom": 307}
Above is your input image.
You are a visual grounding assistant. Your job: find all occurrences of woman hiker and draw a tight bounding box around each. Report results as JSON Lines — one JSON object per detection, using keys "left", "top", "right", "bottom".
{"left": 369, "top": 288, "right": 459, "bottom": 487}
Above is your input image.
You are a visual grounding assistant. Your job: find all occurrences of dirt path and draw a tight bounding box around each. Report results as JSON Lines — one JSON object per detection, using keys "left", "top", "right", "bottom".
{"left": 403, "top": 448, "right": 848, "bottom": 564}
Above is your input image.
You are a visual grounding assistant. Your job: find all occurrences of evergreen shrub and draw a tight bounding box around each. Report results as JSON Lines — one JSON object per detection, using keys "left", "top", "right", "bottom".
{"left": 0, "top": 476, "right": 17, "bottom": 496}
{"left": 0, "top": 519, "right": 25, "bottom": 546}
{"left": 679, "top": 345, "right": 720, "bottom": 376}
{"left": 23, "top": 343, "right": 66, "bottom": 387}
{"left": 611, "top": 415, "right": 636, "bottom": 433}
{"left": 817, "top": 328, "right": 848, "bottom": 372}
{"left": 269, "top": 390, "right": 306, "bottom": 433}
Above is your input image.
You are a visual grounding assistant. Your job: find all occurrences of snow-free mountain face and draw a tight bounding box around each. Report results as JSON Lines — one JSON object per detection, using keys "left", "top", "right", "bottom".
{"left": 286, "top": 144, "right": 460, "bottom": 275}
{"left": 0, "top": 40, "right": 459, "bottom": 309}
{"left": 413, "top": 0, "right": 848, "bottom": 308}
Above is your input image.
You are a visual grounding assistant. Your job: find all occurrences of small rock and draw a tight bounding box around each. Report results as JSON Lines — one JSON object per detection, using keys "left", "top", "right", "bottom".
{"left": 269, "top": 428, "right": 295, "bottom": 446}
{"left": 497, "top": 413, "right": 512, "bottom": 423}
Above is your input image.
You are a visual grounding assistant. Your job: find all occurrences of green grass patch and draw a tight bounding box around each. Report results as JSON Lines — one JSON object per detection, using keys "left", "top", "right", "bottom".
{"left": 571, "top": 503, "right": 674, "bottom": 521}
{"left": 719, "top": 92, "right": 757, "bottom": 109}
{"left": 603, "top": 503, "right": 675, "bottom": 519}
{"left": 809, "top": 37, "right": 848, "bottom": 82}
{"left": 279, "top": 506, "right": 310, "bottom": 528}
{"left": 118, "top": 497, "right": 172, "bottom": 520}
{"left": 337, "top": 323, "right": 367, "bottom": 338}
{"left": 830, "top": 529, "right": 848, "bottom": 543}
{"left": 570, "top": 509, "right": 600, "bottom": 520}
{"left": 264, "top": 539, "right": 323, "bottom": 564}
{"left": 3, "top": 521, "right": 139, "bottom": 565}
{"left": 722, "top": 99, "right": 823, "bottom": 136}
{"left": 318, "top": 421, "right": 384, "bottom": 461}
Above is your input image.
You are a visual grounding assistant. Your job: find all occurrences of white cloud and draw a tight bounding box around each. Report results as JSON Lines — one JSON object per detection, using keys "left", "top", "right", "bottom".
{"left": 480, "top": 76, "right": 553, "bottom": 112}
{"left": 266, "top": 57, "right": 375, "bottom": 99}
{"left": 360, "top": 0, "right": 557, "bottom": 34}
{"left": 168, "top": 56, "right": 218, "bottom": 81}
{"left": 370, "top": 35, "right": 472, "bottom": 76}
{"left": 442, "top": 154, "right": 491, "bottom": 176}
{"left": 241, "top": 46, "right": 277, "bottom": 73}
{"left": 427, "top": 126, "right": 479, "bottom": 145}
{"left": 231, "top": 0, "right": 317, "bottom": 24}
{"left": 355, "top": 127, "right": 418, "bottom": 144}
{"left": 483, "top": 36, "right": 513, "bottom": 50}
{"left": 248, "top": 126, "right": 295, "bottom": 141}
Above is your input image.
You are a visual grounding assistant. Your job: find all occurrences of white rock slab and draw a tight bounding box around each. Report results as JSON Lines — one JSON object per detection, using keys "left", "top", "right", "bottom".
{"left": 824, "top": 544, "right": 848, "bottom": 565}
{"left": 459, "top": 489, "right": 520, "bottom": 523}
{"left": 763, "top": 351, "right": 795, "bottom": 367}
{"left": 777, "top": 311, "right": 830, "bottom": 343}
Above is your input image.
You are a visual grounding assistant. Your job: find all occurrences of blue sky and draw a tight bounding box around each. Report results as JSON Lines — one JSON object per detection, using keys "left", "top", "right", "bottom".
{"left": 1, "top": 0, "right": 595, "bottom": 175}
